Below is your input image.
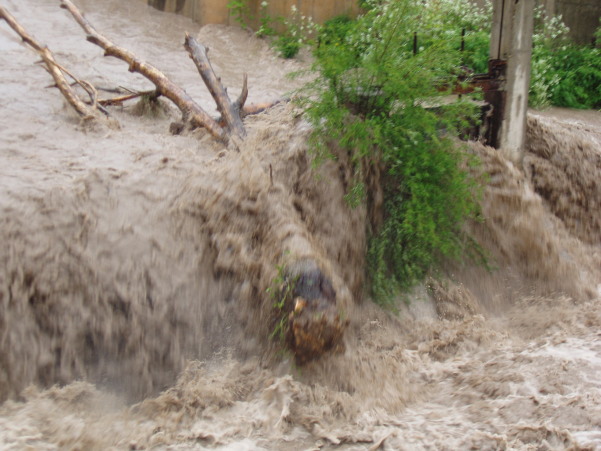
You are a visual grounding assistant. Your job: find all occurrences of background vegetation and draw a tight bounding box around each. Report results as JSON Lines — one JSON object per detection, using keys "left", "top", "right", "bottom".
{"left": 230, "top": 0, "right": 600, "bottom": 304}
{"left": 230, "top": 0, "right": 600, "bottom": 109}
{"left": 300, "top": 0, "right": 483, "bottom": 305}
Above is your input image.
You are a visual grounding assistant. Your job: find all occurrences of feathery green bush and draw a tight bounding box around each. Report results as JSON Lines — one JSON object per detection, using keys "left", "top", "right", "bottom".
{"left": 301, "top": 0, "right": 483, "bottom": 305}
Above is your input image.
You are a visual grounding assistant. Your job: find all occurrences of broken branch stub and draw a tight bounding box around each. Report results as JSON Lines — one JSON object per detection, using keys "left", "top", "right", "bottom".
{"left": 283, "top": 260, "right": 347, "bottom": 364}
{"left": 0, "top": 6, "right": 103, "bottom": 121}
{"left": 60, "top": 0, "right": 229, "bottom": 143}
{"left": 234, "top": 74, "right": 248, "bottom": 113}
{"left": 184, "top": 34, "right": 246, "bottom": 139}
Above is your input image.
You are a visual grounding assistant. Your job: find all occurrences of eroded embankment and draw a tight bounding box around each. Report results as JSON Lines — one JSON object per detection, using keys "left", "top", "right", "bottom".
{"left": 526, "top": 114, "right": 601, "bottom": 245}
{"left": 1, "top": 0, "right": 330, "bottom": 402}
{"left": 1, "top": 103, "right": 600, "bottom": 449}
{"left": 0, "top": 102, "right": 368, "bottom": 401}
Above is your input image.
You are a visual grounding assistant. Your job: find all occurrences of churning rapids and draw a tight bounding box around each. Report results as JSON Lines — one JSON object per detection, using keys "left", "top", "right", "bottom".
{"left": 1, "top": 1, "right": 601, "bottom": 449}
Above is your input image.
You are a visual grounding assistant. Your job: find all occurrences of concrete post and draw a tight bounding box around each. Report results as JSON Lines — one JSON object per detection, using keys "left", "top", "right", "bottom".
{"left": 488, "top": 0, "right": 534, "bottom": 165}
{"left": 500, "top": 0, "right": 534, "bottom": 164}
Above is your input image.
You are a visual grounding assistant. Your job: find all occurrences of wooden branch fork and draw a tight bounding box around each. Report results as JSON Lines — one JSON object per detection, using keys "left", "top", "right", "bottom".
{"left": 184, "top": 34, "right": 246, "bottom": 138}
{"left": 1, "top": 1, "right": 283, "bottom": 145}
{"left": 60, "top": 0, "right": 227, "bottom": 141}
{"left": 60, "top": 0, "right": 253, "bottom": 144}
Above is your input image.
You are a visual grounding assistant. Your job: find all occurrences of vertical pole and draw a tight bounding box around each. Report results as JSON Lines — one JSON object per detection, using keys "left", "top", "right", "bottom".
{"left": 499, "top": 0, "right": 534, "bottom": 165}
{"left": 484, "top": 0, "right": 508, "bottom": 149}
{"left": 543, "top": 0, "right": 555, "bottom": 17}
{"left": 485, "top": 0, "right": 534, "bottom": 166}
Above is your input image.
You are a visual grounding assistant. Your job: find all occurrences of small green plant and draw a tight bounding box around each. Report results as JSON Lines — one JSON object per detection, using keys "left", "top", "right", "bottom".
{"left": 273, "top": 5, "right": 319, "bottom": 58}
{"left": 275, "top": 35, "right": 301, "bottom": 59}
{"left": 227, "top": 0, "right": 251, "bottom": 27}
{"left": 256, "top": 1, "right": 277, "bottom": 38}
{"left": 358, "top": 0, "right": 383, "bottom": 11}
{"left": 266, "top": 260, "right": 298, "bottom": 341}
{"left": 227, "top": 1, "right": 317, "bottom": 59}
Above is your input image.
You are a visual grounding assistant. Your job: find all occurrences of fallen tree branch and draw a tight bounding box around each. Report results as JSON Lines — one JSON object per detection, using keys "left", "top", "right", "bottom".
{"left": 0, "top": 5, "right": 103, "bottom": 121}
{"left": 170, "top": 99, "right": 286, "bottom": 134}
{"left": 6, "top": 0, "right": 276, "bottom": 144}
{"left": 99, "top": 89, "right": 157, "bottom": 107}
{"left": 184, "top": 34, "right": 246, "bottom": 138}
{"left": 44, "top": 71, "right": 104, "bottom": 113}
{"left": 60, "top": 0, "right": 229, "bottom": 143}
{"left": 241, "top": 99, "right": 287, "bottom": 118}
{"left": 212, "top": 99, "right": 286, "bottom": 129}
{"left": 47, "top": 58, "right": 100, "bottom": 110}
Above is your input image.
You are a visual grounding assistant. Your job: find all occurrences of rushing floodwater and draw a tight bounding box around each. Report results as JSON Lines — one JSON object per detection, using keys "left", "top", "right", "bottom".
{"left": 1, "top": 0, "right": 601, "bottom": 449}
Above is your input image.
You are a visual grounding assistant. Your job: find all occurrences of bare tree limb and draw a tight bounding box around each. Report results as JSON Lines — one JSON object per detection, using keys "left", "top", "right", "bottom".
{"left": 180, "top": 98, "right": 285, "bottom": 132}
{"left": 184, "top": 34, "right": 246, "bottom": 138}
{"left": 42, "top": 58, "right": 111, "bottom": 116}
{"left": 60, "top": 0, "right": 229, "bottom": 143}
{"left": 5, "top": 0, "right": 271, "bottom": 144}
{"left": 0, "top": 5, "right": 103, "bottom": 121}
{"left": 241, "top": 99, "right": 286, "bottom": 118}
{"left": 99, "top": 89, "right": 157, "bottom": 107}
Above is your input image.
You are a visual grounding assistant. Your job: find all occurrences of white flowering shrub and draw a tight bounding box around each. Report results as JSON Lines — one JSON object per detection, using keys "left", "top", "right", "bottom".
{"left": 274, "top": 5, "right": 320, "bottom": 58}
{"left": 255, "top": 1, "right": 276, "bottom": 38}
{"left": 416, "top": 0, "right": 491, "bottom": 73}
{"left": 529, "top": 7, "right": 600, "bottom": 109}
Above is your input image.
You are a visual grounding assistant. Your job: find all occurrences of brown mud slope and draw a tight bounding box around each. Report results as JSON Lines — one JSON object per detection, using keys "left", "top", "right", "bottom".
{"left": 1, "top": 1, "right": 601, "bottom": 449}
{"left": 0, "top": 102, "right": 366, "bottom": 400}
{"left": 1, "top": 111, "right": 600, "bottom": 450}
{"left": 0, "top": 0, "right": 362, "bottom": 401}
{"left": 526, "top": 114, "right": 601, "bottom": 245}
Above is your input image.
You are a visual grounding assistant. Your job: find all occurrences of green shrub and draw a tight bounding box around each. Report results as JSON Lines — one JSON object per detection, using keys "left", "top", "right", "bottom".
{"left": 227, "top": 1, "right": 314, "bottom": 59}
{"left": 417, "top": 0, "right": 491, "bottom": 73}
{"left": 275, "top": 35, "right": 301, "bottom": 58}
{"left": 547, "top": 45, "right": 601, "bottom": 109}
{"left": 227, "top": 0, "right": 251, "bottom": 27}
{"left": 317, "top": 15, "right": 355, "bottom": 50}
{"left": 301, "top": 0, "right": 482, "bottom": 305}
{"left": 529, "top": 10, "right": 601, "bottom": 109}
{"left": 406, "top": 2, "right": 601, "bottom": 110}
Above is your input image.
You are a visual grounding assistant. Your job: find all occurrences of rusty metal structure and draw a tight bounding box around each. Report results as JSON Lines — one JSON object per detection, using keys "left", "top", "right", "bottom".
{"left": 466, "top": 0, "right": 534, "bottom": 162}
{"left": 420, "top": 0, "right": 534, "bottom": 158}
{"left": 450, "top": 58, "right": 507, "bottom": 147}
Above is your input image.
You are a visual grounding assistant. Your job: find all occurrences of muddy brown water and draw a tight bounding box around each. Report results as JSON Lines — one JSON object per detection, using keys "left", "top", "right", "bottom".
{"left": 1, "top": 0, "right": 601, "bottom": 449}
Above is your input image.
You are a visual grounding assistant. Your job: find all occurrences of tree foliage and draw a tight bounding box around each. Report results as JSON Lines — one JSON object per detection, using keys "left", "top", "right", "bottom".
{"left": 300, "top": 0, "right": 483, "bottom": 305}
